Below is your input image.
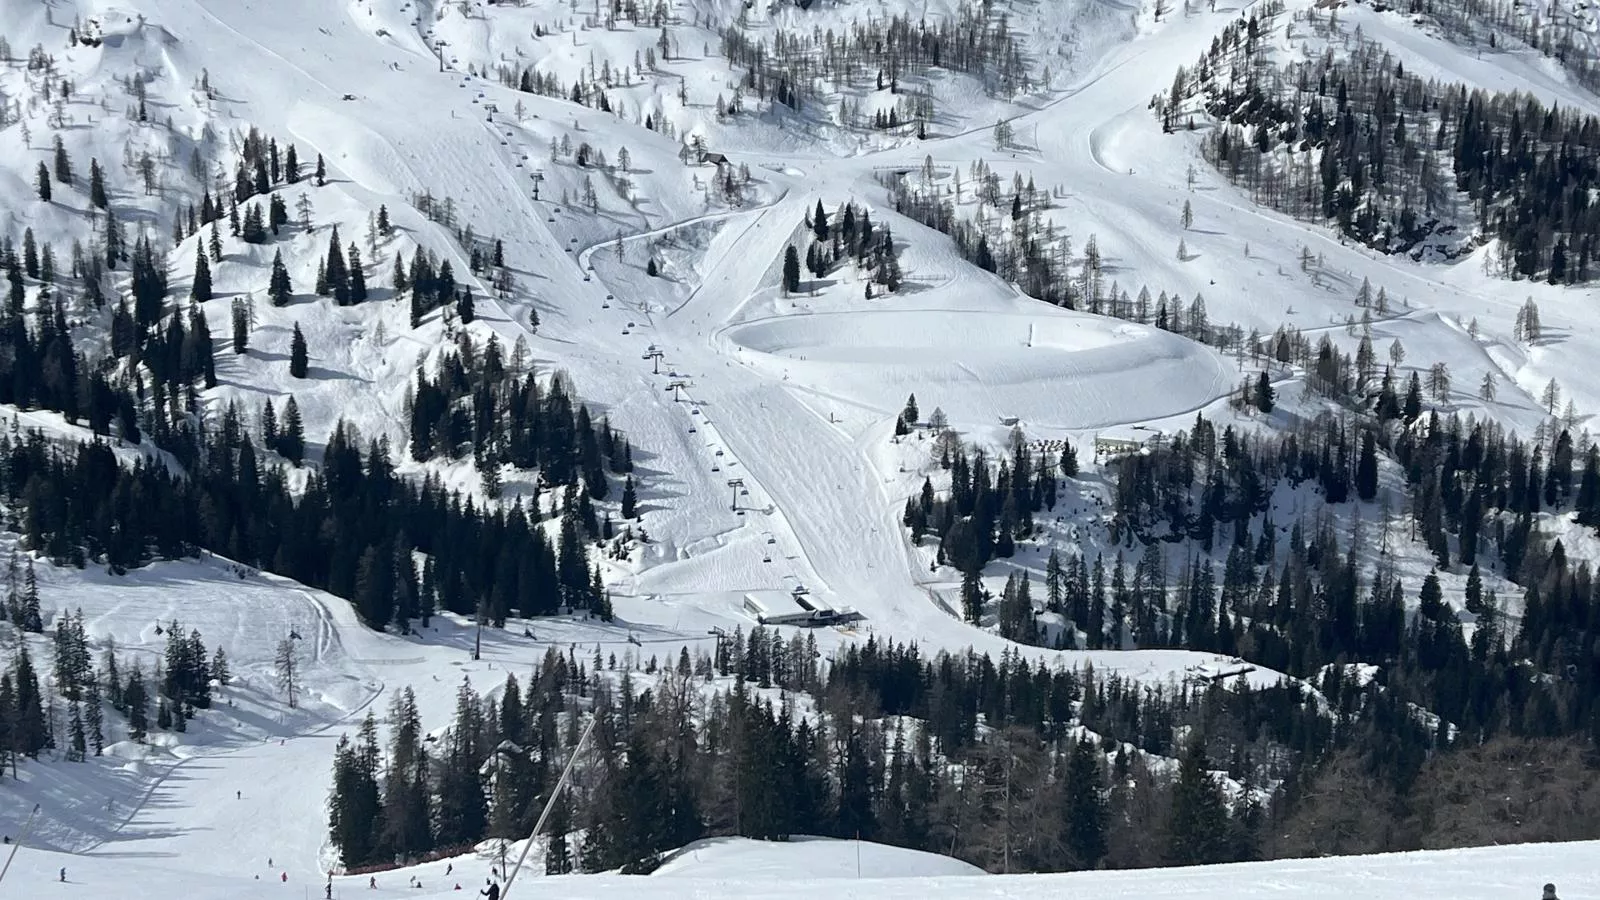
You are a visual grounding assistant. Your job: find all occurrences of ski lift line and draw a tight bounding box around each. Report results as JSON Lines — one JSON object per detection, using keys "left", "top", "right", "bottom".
{"left": 502, "top": 714, "right": 598, "bottom": 899}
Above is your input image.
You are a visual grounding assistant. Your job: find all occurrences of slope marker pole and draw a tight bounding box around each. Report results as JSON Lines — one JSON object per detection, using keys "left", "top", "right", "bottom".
{"left": 0, "top": 803, "right": 40, "bottom": 887}
{"left": 501, "top": 713, "right": 598, "bottom": 899}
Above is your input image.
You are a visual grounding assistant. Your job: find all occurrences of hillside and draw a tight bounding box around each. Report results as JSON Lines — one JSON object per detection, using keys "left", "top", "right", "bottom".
{"left": 0, "top": 0, "right": 1598, "bottom": 891}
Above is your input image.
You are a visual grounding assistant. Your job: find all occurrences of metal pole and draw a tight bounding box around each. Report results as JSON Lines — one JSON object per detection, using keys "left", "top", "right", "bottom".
{"left": 0, "top": 803, "right": 41, "bottom": 887}
{"left": 502, "top": 714, "right": 598, "bottom": 899}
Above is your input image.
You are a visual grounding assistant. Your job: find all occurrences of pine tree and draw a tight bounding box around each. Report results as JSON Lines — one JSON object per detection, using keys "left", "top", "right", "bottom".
{"left": 231, "top": 298, "right": 249, "bottom": 354}
{"left": 53, "top": 135, "right": 73, "bottom": 185}
{"left": 209, "top": 221, "right": 223, "bottom": 262}
{"left": 279, "top": 396, "right": 305, "bottom": 464}
{"left": 289, "top": 322, "right": 309, "bottom": 378}
{"left": 212, "top": 646, "right": 231, "bottom": 686}
{"left": 36, "top": 161, "right": 51, "bottom": 202}
{"left": 325, "top": 228, "right": 350, "bottom": 304}
{"left": 190, "top": 252, "right": 212, "bottom": 303}
{"left": 1061, "top": 737, "right": 1108, "bottom": 869}
{"left": 783, "top": 245, "right": 801, "bottom": 295}
{"left": 89, "top": 158, "right": 107, "bottom": 209}
{"left": 1354, "top": 430, "right": 1379, "bottom": 501}
{"left": 268, "top": 250, "right": 293, "bottom": 307}
{"left": 348, "top": 244, "right": 367, "bottom": 303}
{"left": 314, "top": 153, "right": 327, "bottom": 187}
{"left": 13, "top": 648, "right": 47, "bottom": 756}
{"left": 83, "top": 676, "right": 103, "bottom": 756}
{"left": 622, "top": 475, "right": 638, "bottom": 519}
{"left": 1253, "top": 371, "right": 1274, "bottom": 413}
{"left": 21, "top": 561, "right": 42, "bottom": 633}
{"left": 125, "top": 664, "right": 149, "bottom": 742}
{"left": 67, "top": 702, "right": 86, "bottom": 762}
{"left": 1165, "top": 736, "right": 1232, "bottom": 865}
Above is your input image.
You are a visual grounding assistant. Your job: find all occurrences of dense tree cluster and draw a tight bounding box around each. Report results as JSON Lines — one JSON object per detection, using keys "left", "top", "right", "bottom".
{"left": 407, "top": 336, "right": 633, "bottom": 503}
{"left": 328, "top": 619, "right": 1600, "bottom": 876}
{"left": 885, "top": 163, "right": 1074, "bottom": 306}
{"left": 1389, "top": 0, "right": 1600, "bottom": 97}
{"left": 1161, "top": 5, "right": 1600, "bottom": 280}
{"left": 721, "top": 0, "right": 1034, "bottom": 118}
{"left": 787, "top": 200, "right": 903, "bottom": 295}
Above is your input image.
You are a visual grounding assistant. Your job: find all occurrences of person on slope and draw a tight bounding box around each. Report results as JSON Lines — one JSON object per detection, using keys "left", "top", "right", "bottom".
{"left": 59, "top": 867, "right": 66, "bottom": 882}
{"left": 1543, "top": 884, "right": 1560, "bottom": 900}
{"left": 480, "top": 879, "right": 501, "bottom": 900}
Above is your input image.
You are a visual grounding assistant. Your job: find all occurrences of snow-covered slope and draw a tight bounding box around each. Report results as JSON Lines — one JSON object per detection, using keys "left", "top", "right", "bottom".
{"left": 2, "top": 832, "right": 1595, "bottom": 899}
{"left": 0, "top": 0, "right": 1598, "bottom": 889}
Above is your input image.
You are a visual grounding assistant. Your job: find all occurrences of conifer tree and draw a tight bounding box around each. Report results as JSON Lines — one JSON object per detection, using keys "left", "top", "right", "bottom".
{"left": 1253, "top": 371, "right": 1274, "bottom": 413}
{"left": 1165, "top": 737, "right": 1232, "bottom": 865}
{"left": 125, "top": 664, "right": 149, "bottom": 742}
{"left": 348, "top": 243, "right": 367, "bottom": 303}
{"left": 1356, "top": 431, "right": 1379, "bottom": 501}
{"left": 231, "top": 298, "right": 249, "bottom": 354}
{"left": 1062, "top": 738, "right": 1108, "bottom": 869}
{"left": 289, "top": 322, "right": 309, "bottom": 378}
{"left": 783, "top": 245, "right": 801, "bottom": 295}
{"left": 84, "top": 676, "right": 103, "bottom": 756}
{"left": 212, "top": 646, "right": 231, "bottom": 686}
{"left": 53, "top": 135, "right": 73, "bottom": 185}
{"left": 279, "top": 396, "right": 305, "bottom": 464}
{"left": 89, "top": 158, "right": 107, "bottom": 209}
{"left": 268, "top": 250, "right": 293, "bottom": 307}
{"left": 622, "top": 475, "right": 638, "bottom": 519}
{"left": 13, "top": 648, "right": 47, "bottom": 756}
{"left": 190, "top": 251, "right": 212, "bottom": 303}
{"left": 36, "top": 162, "right": 51, "bottom": 202}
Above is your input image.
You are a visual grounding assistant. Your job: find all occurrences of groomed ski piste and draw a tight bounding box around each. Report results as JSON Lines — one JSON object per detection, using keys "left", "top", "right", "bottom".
{"left": 2, "top": 0, "right": 1600, "bottom": 893}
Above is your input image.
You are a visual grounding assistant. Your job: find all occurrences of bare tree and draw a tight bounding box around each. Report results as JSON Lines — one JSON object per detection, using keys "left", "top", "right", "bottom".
{"left": 275, "top": 636, "right": 300, "bottom": 709}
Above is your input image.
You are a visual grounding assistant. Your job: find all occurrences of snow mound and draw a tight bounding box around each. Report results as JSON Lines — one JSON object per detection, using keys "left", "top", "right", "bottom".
{"left": 653, "top": 836, "right": 986, "bottom": 879}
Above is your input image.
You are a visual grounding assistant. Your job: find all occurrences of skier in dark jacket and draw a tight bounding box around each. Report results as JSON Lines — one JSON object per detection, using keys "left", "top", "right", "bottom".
{"left": 1543, "top": 884, "right": 1559, "bottom": 900}
{"left": 481, "top": 881, "right": 501, "bottom": 900}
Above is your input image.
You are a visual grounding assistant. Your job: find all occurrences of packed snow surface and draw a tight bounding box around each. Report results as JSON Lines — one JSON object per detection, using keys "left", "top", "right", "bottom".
{"left": 2, "top": 832, "right": 1595, "bottom": 899}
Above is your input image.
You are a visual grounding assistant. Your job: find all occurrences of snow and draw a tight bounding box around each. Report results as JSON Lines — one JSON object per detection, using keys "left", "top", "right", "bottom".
{"left": 650, "top": 836, "right": 986, "bottom": 879}
{"left": 0, "top": 0, "right": 1597, "bottom": 890}
{"left": 1, "top": 830, "right": 1596, "bottom": 899}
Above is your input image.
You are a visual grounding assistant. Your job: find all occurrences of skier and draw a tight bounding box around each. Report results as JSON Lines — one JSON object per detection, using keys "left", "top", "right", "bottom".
{"left": 1543, "top": 885, "right": 1560, "bottom": 900}
{"left": 370, "top": 876, "right": 378, "bottom": 890}
{"left": 326, "top": 884, "right": 333, "bottom": 900}
{"left": 480, "top": 881, "right": 501, "bottom": 900}
{"left": 282, "top": 872, "right": 289, "bottom": 883}
{"left": 59, "top": 867, "right": 66, "bottom": 882}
